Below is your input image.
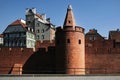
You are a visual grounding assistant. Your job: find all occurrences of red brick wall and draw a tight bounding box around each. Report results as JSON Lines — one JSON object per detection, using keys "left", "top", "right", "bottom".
{"left": 0, "top": 48, "right": 33, "bottom": 74}
{"left": 0, "top": 40, "right": 56, "bottom": 74}
{"left": 0, "top": 39, "right": 120, "bottom": 74}
{"left": 85, "top": 40, "right": 120, "bottom": 74}
{"left": 35, "top": 40, "right": 55, "bottom": 51}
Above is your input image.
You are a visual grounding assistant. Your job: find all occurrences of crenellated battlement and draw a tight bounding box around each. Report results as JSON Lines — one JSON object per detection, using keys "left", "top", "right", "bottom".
{"left": 56, "top": 27, "right": 63, "bottom": 32}
{"left": 0, "top": 48, "right": 34, "bottom": 55}
{"left": 56, "top": 26, "right": 84, "bottom": 33}
{"left": 75, "top": 26, "right": 84, "bottom": 33}
{"left": 35, "top": 40, "right": 55, "bottom": 49}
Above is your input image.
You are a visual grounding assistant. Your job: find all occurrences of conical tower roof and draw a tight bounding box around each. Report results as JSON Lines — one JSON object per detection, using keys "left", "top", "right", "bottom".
{"left": 63, "top": 5, "right": 76, "bottom": 28}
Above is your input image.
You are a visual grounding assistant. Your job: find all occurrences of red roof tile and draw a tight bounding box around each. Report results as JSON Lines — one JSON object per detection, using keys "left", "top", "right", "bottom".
{"left": 35, "top": 13, "right": 43, "bottom": 20}
{"left": 8, "top": 19, "right": 29, "bottom": 32}
{"left": 9, "top": 19, "right": 26, "bottom": 27}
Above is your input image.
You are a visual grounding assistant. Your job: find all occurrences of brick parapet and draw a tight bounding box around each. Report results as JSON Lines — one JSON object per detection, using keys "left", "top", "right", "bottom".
{"left": 35, "top": 40, "right": 55, "bottom": 52}
{"left": 85, "top": 39, "right": 114, "bottom": 48}
{"left": 56, "top": 26, "right": 84, "bottom": 33}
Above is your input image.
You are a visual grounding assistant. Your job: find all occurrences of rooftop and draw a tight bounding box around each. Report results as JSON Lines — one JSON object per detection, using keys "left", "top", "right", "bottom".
{"left": 9, "top": 19, "right": 26, "bottom": 27}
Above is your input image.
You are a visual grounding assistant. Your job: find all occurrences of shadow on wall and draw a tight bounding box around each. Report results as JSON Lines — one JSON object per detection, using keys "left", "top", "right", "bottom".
{"left": 22, "top": 46, "right": 56, "bottom": 74}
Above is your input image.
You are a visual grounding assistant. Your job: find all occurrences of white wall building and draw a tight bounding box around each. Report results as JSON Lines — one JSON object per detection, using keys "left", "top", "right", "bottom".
{"left": 3, "top": 19, "right": 35, "bottom": 48}
{"left": 26, "top": 8, "right": 55, "bottom": 41}
{"left": 0, "top": 34, "right": 3, "bottom": 46}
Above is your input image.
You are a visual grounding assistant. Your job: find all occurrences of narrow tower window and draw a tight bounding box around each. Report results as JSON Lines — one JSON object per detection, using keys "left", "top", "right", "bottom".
{"left": 79, "top": 39, "right": 81, "bottom": 44}
{"left": 68, "top": 20, "right": 71, "bottom": 23}
{"left": 67, "top": 39, "right": 70, "bottom": 43}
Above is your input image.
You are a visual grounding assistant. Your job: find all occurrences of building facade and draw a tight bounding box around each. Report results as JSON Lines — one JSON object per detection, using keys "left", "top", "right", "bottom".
{"left": 26, "top": 8, "right": 55, "bottom": 41}
{"left": 3, "top": 19, "right": 35, "bottom": 48}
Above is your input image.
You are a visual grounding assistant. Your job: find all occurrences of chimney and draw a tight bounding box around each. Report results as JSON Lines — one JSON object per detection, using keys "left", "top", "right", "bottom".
{"left": 47, "top": 18, "right": 51, "bottom": 23}
{"left": 25, "top": 8, "right": 30, "bottom": 15}
{"left": 32, "top": 8, "right": 36, "bottom": 14}
{"left": 117, "top": 29, "right": 119, "bottom": 32}
{"left": 89, "top": 29, "right": 97, "bottom": 33}
{"left": 41, "top": 14, "right": 46, "bottom": 21}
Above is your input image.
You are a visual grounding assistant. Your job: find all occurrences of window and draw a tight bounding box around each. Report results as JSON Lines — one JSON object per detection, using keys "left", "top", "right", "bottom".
{"left": 19, "top": 41, "right": 21, "bottom": 46}
{"left": 93, "top": 37, "right": 96, "bottom": 40}
{"left": 27, "top": 21, "right": 31, "bottom": 24}
{"left": 19, "top": 33, "right": 21, "bottom": 37}
{"left": 89, "top": 37, "right": 93, "bottom": 41}
{"left": 15, "top": 41, "right": 17, "bottom": 46}
{"left": 5, "top": 43, "right": 8, "bottom": 46}
{"left": 37, "top": 35, "right": 39, "bottom": 39}
{"left": 41, "top": 29, "right": 44, "bottom": 33}
{"left": 42, "top": 35, "right": 44, "bottom": 39}
{"left": 24, "top": 40, "right": 26, "bottom": 45}
{"left": 67, "top": 39, "right": 70, "bottom": 43}
{"left": 37, "top": 23, "right": 39, "bottom": 26}
{"left": 23, "top": 32, "right": 26, "bottom": 36}
{"left": 79, "top": 39, "right": 81, "bottom": 44}
{"left": 16, "top": 34, "right": 19, "bottom": 37}
{"left": 9, "top": 34, "right": 12, "bottom": 37}
{"left": 68, "top": 20, "right": 71, "bottom": 23}
{"left": 89, "top": 36, "right": 96, "bottom": 41}
{"left": 37, "top": 29, "right": 40, "bottom": 33}
{"left": 5, "top": 34, "right": 9, "bottom": 38}
{"left": 9, "top": 42, "right": 11, "bottom": 46}
{"left": 11, "top": 41, "right": 13, "bottom": 46}
{"left": 5, "top": 41, "right": 8, "bottom": 46}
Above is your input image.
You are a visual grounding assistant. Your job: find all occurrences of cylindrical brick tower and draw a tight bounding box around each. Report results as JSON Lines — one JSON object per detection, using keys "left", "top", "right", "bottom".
{"left": 55, "top": 5, "right": 85, "bottom": 75}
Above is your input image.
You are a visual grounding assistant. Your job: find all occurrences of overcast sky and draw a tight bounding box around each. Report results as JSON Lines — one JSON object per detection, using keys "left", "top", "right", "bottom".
{"left": 0, "top": 0, "right": 120, "bottom": 37}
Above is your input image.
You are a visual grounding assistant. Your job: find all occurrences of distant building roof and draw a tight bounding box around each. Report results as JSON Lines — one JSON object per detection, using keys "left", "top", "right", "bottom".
{"left": 85, "top": 29, "right": 104, "bottom": 40}
{"left": 3, "top": 19, "right": 34, "bottom": 34}
{"left": 86, "top": 29, "right": 98, "bottom": 34}
{"left": 109, "top": 29, "right": 120, "bottom": 42}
